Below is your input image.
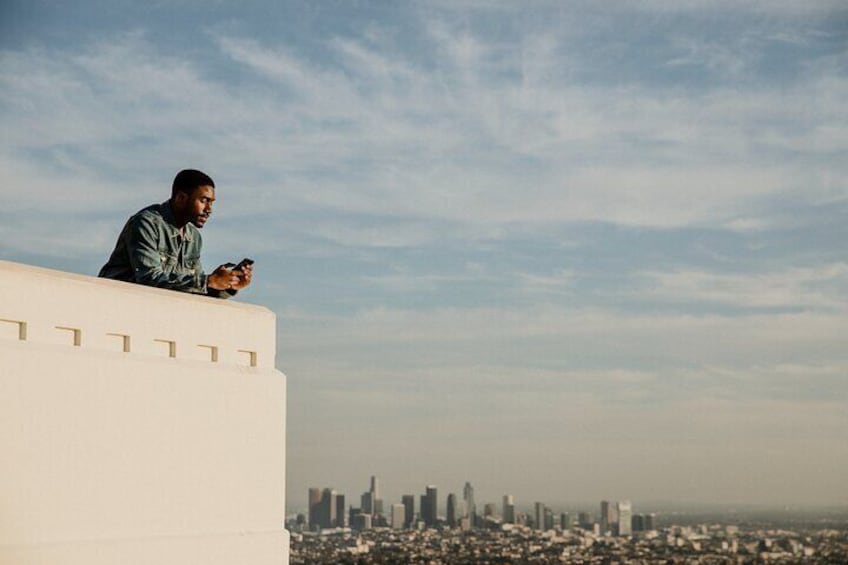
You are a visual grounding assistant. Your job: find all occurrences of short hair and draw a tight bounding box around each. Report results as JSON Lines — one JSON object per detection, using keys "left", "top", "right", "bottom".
{"left": 172, "top": 169, "right": 215, "bottom": 197}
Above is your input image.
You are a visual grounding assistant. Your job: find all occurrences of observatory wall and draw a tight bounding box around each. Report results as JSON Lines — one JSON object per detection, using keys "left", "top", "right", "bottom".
{"left": 0, "top": 260, "right": 288, "bottom": 565}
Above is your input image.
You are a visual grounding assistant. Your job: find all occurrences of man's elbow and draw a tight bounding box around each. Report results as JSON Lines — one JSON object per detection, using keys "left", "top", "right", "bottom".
{"left": 133, "top": 268, "right": 170, "bottom": 288}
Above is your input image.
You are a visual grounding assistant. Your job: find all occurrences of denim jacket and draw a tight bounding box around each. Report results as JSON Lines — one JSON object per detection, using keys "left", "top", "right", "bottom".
{"left": 99, "top": 200, "right": 233, "bottom": 298}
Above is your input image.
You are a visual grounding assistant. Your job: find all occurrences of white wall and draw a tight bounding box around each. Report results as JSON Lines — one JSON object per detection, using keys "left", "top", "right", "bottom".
{"left": 0, "top": 261, "right": 288, "bottom": 565}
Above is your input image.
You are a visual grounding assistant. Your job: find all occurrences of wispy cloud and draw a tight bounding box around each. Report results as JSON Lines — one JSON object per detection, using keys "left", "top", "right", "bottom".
{"left": 3, "top": 18, "right": 846, "bottom": 251}
{"left": 634, "top": 263, "right": 848, "bottom": 311}
{"left": 279, "top": 304, "right": 847, "bottom": 374}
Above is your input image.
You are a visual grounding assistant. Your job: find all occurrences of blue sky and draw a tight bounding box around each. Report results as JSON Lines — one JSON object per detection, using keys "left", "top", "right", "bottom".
{"left": 2, "top": 1, "right": 847, "bottom": 513}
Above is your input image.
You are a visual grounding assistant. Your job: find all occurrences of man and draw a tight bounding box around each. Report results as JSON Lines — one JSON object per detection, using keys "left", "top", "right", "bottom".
{"left": 99, "top": 169, "right": 252, "bottom": 298}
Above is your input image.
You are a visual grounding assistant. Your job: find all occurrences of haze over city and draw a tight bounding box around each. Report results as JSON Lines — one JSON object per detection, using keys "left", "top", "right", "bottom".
{"left": 1, "top": 0, "right": 846, "bottom": 513}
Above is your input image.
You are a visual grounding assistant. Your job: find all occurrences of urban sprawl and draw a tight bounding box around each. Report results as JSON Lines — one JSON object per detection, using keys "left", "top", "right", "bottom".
{"left": 288, "top": 476, "right": 848, "bottom": 564}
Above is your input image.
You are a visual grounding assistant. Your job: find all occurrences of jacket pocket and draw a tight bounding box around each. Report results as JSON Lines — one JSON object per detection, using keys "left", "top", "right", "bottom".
{"left": 160, "top": 251, "right": 178, "bottom": 269}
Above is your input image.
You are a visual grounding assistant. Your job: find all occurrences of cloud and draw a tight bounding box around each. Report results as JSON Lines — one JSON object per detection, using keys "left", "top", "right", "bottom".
{"left": 3, "top": 16, "right": 847, "bottom": 264}
{"left": 218, "top": 32, "right": 844, "bottom": 235}
{"left": 279, "top": 303, "right": 847, "bottom": 376}
{"left": 637, "top": 263, "right": 848, "bottom": 310}
{"left": 619, "top": 0, "right": 847, "bottom": 17}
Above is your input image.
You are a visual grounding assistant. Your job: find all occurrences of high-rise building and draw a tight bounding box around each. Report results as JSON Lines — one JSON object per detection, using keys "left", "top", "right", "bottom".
{"left": 544, "top": 507, "right": 554, "bottom": 531}
{"left": 428, "top": 485, "right": 439, "bottom": 525}
{"left": 402, "top": 495, "right": 415, "bottom": 528}
{"left": 370, "top": 475, "right": 383, "bottom": 516}
{"left": 319, "top": 488, "right": 337, "bottom": 529}
{"left": 631, "top": 513, "right": 644, "bottom": 532}
{"left": 644, "top": 512, "right": 656, "bottom": 531}
{"left": 446, "top": 493, "right": 457, "bottom": 527}
{"left": 421, "top": 486, "right": 438, "bottom": 527}
{"left": 391, "top": 504, "right": 405, "bottom": 529}
{"left": 361, "top": 491, "right": 374, "bottom": 515}
{"left": 561, "top": 512, "right": 571, "bottom": 530}
{"left": 600, "top": 500, "right": 609, "bottom": 533}
{"left": 463, "top": 482, "right": 476, "bottom": 527}
{"left": 335, "top": 494, "right": 346, "bottom": 528}
{"left": 600, "top": 500, "right": 618, "bottom": 535}
{"left": 372, "top": 512, "right": 388, "bottom": 528}
{"left": 359, "top": 475, "right": 382, "bottom": 517}
{"left": 534, "top": 502, "right": 546, "bottom": 531}
{"left": 578, "top": 512, "right": 592, "bottom": 530}
{"left": 419, "top": 495, "right": 427, "bottom": 525}
{"left": 483, "top": 503, "right": 497, "bottom": 518}
{"left": 308, "top": 488, "right": 321, "bottom": 530}
{"left": 350, "top": 512, "right": 371, "bottom": 531}
{"left": 616, "top": 501, "right": 632, "bottom": 536}
{"left": 503, "top": 494, "right": 515, "bottom": 524}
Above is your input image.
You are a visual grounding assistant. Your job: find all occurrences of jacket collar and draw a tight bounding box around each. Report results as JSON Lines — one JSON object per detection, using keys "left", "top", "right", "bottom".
{"left": 160, "top": 200, "right": 194, "bottom": 241}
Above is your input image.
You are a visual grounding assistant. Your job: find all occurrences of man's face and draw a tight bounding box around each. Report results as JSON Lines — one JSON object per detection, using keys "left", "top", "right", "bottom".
{"left": 176, "top": 185, "right": 215, "bottom": 228}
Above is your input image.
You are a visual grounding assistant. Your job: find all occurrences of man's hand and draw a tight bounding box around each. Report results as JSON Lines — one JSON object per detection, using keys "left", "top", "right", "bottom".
{"left": 208, "top": 264, "right": 240, "bottom": 291}
{"left": 231, "top": 263, "right": 253, "bottom": 290}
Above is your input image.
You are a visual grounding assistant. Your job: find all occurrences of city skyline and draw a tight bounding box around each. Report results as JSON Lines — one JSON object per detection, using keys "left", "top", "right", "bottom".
{"left": 303, "top": 477, "right": 647, "bottom": 532}
{"left": 2, "top": 0, "right": 846, "bottom": 511}
{"left": 295, "top": 473, "right": 840, "bottom": 525}
{"left": 297, "top": 475, "right": 848, "bottom": 563}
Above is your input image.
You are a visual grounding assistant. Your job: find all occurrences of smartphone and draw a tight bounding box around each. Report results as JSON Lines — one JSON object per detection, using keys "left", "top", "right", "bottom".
{"left": 222, "top": 258, "right": 254, "bottom": 271}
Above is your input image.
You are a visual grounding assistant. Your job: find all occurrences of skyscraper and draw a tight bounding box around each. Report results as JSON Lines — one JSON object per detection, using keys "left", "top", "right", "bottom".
{"left": 446, "top": 493, "right": 457, "bottom": 527}
{"left": 534, "top": 502, "right": 546, "bottom": 531}
{"left": 361, "top": 491, "right": 374, "bottom": 515}
{"left": 544, "top": 507, "right": 554, "bottom": 531}
{"left": 644, "top": 512, "right": 656, "bottom": 531}
{"left": 335, "top": 494, "right": 346, "bottom": 528}
{"left": 419, "top": 495, "right": 427, "bottom": 525}
{"left": 463, "top": 482, "right": 476, "bottom": 527}
{"left": 631, "top": 513, "right": 644, "bottom": 532}
{"left": 370, "top": 475, "right": 383, "bottom": 516}
{"left": 561, "top": 512, "right": 571, "bottom": 530}
{"left": 308, "top": 488, "right": 321, "bottom": 530}
{"left": 421, "top": 486, "right": 438, "bottom": 527}
{"left": 319, "top": 488, "right": 337, "bottom": 529}
{"left": 351, "top": 512, "right": 372, "bottom": 531}
{"left": 617, "top": 501, "right": 632, "bottom": 536}
{"left": 391, "top": 504, "right": 405, "bottom": 529}
{"left": 600, "top": 500, "right": 618, "bottom": 535}
{"left": 370, "top": 475, "right": 379, "bottom": 500}
{"left": 503, "top": 494, "right": 515, "bottom": 524}
{"left": 402, "top": 495, "right": 415, "bottom": 528}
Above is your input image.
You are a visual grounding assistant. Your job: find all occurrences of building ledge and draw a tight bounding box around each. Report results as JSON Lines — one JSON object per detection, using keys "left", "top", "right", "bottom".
{"left": 0, "top": 260, "right": 275, "bottom": 368}
{"left": 0, "top": 260, "right": 288, "bottom": 565}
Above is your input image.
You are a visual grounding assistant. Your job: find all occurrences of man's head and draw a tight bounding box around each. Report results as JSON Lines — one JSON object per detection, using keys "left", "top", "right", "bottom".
{"left": 171, "top": 169, "right": 215, "bottom": 228}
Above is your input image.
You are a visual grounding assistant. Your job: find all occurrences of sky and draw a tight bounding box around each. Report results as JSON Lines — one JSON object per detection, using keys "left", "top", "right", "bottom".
{"left": 1, "top": 0, "right": 847, "bottom": 514}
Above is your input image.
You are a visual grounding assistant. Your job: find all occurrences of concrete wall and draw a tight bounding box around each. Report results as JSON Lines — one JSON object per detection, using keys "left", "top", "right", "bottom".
{"left": 0, "top": 261, "right": 288, "bottom": 565}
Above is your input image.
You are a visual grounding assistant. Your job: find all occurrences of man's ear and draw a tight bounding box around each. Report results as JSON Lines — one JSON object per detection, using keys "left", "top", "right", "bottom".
{"left": 172, "top": 191, "right": 188, "bottom": 207}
